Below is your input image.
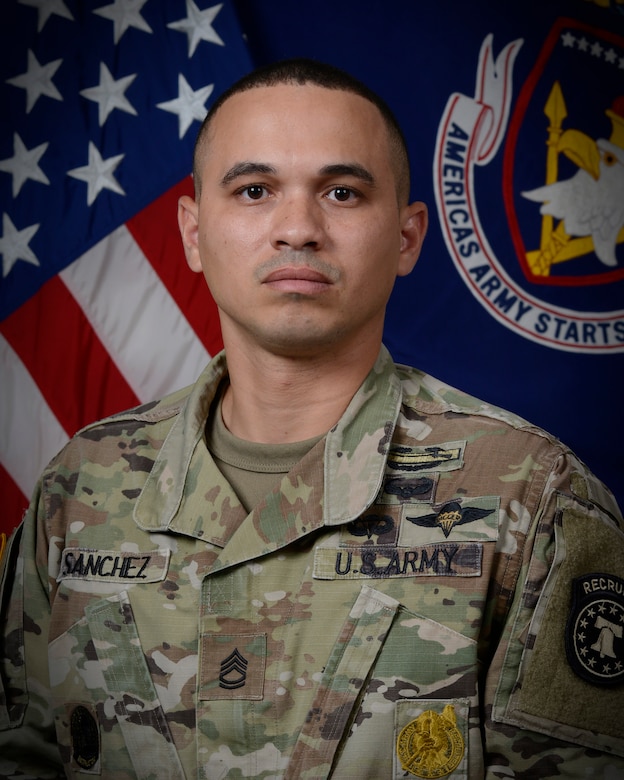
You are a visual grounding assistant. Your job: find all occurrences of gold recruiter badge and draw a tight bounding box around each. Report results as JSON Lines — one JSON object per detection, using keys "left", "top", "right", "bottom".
{"left": 396, "top": 704, "right": 465, "bottom": 778}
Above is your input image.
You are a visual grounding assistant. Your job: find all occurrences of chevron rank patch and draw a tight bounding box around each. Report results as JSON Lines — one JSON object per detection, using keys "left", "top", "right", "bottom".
{"left": 199, "top": 634, "right": 266, "bottom": 700}
{"left": 565, "top": 573, "right": 624, "bottom": 687}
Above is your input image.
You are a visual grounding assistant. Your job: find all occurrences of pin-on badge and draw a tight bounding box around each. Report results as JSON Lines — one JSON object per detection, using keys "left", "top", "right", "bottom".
{"left": 396, "top": 704, "right": 464, "bottom": 778}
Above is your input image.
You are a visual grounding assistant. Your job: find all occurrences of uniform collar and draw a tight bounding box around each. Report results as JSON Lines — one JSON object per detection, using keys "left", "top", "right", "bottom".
{"left": 134, "top": 346, "right": 402, "bottom": 548}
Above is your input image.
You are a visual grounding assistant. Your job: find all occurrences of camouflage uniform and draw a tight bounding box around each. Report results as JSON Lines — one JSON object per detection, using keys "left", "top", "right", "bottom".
{"left": 1, "top": 346, "right": 623, "bottom": 779}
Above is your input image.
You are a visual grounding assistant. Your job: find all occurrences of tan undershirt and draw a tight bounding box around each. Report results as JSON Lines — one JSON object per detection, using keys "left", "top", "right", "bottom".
{"left": 205, "top": 384, "right": 323, "bottom": 513}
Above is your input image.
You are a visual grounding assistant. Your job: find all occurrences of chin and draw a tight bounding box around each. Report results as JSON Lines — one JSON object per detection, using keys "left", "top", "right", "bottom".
{"left": 260, "top": 328, "right": 343, "bottom": 356}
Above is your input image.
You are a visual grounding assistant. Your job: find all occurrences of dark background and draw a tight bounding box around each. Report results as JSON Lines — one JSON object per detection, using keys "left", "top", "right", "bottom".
{"left": 229, "top": 0, "right": 624, "bottom": 506}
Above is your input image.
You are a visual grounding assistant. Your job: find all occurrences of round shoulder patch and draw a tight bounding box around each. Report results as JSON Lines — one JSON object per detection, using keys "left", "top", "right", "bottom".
{"left": 565, "top": 573, "right": 624, "bottom": 686}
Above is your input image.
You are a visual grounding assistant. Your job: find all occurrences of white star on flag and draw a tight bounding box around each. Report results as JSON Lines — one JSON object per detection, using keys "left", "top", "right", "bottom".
{"left": 0, "top": 134, "right": 50, "bottom": 197}
{"left": 18, "top": 0, "right": 74, "bottom": 32}
{"left": 591, "top": 41, "right": 604, "bottom": 57}
{"left": 168, "top": 1, "right": 224, "bottom": 56}
{"left": 157, "top": 75, "right": 214, "bottom": 138}
{"left": 6, "top": 49, "right": 63, "bottom": 113}
{"left": 93, "top": 0, "right": 153, "bottom": 44}
{"left": 80, "top": 63, "right": 138, "bottom": 126}
{"left": 605, "top": 48, "right": 618, "bottom": 65}
{"left": 67, "top": 142, "right": 125, "bottom": 206}
{"left": 561, "top": 32, "right": 576, "bottom": 47}
{"left": 0, "top": 214, "right": 40, "bottom": 277}
{"left": 0, "top": 0, "right": 253, "bottom": 534}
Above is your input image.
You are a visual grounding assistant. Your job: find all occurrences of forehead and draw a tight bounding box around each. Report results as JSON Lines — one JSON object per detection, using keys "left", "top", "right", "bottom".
{"left": 203, "top": 83, "right": 392, "bottom": 169}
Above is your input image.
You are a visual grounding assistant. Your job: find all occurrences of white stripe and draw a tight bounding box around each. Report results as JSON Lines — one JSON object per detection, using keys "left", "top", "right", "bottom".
{"left": 60, "top": 225, "right": 210, "bottom": 402}
{"left": 0, "top": 334, "right": 69, "bottom": 497}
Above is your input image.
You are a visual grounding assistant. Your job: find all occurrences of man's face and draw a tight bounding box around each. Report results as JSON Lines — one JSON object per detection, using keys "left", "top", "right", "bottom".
{"left": 179, "top": 83, "right": 427, "bottom": 359}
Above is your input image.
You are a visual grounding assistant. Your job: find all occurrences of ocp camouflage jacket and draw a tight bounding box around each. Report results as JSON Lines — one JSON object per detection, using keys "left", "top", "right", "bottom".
{"left": 1, "top": 347, "right": 623, "bottom": 779}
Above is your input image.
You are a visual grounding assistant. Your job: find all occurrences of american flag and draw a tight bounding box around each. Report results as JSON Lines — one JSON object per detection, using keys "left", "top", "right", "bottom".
{"left": 1, "top": 0, "right": 253, "bottom": 535}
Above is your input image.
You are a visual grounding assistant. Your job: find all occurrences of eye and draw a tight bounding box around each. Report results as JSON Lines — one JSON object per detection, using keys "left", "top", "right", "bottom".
{"left": 327, "top": 186, "right": 357, "bottom": 202}
{"left": 602, "top": 151, "right": 617, "bottom": 167}
{"left": 239, "top": 184, "right": 266, "bottom": 200}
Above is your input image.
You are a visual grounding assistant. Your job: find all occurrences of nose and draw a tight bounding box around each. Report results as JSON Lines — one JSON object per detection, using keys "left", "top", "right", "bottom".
{"left": 270, "top": 192, "right": 325, "bottom": 251}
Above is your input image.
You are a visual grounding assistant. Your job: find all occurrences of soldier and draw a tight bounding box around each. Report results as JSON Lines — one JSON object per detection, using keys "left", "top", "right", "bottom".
{"left": 1, "top": 59, "right": 623, "bottom": 779}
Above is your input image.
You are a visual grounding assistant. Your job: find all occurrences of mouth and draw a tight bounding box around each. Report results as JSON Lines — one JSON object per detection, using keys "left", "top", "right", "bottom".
{"left": 262, "top": 266, "right": 334, "bottom": 295}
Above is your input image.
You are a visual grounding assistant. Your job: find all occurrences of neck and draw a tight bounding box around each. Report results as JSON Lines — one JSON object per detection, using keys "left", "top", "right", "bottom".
{"left": 220, "top": 337, "right": 381, "bottom": 444}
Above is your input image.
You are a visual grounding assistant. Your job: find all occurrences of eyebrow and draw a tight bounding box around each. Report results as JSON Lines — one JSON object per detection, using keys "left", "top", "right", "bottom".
{"left": 220, "top": 162, "right": 277, "bottom": 187}
{"left": 219, "top": 161, "right": 377, "bottom": 189}
{"left": 319, "top": 163, "right": 376, "bottom": 188}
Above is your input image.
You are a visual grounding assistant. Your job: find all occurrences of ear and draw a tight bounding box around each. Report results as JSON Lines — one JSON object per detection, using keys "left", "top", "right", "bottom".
{"left": 178, "top": 194, "right": 202, "bottom": 273}
{"left": 397, "top": 201, "right": 428, "bottom": 277}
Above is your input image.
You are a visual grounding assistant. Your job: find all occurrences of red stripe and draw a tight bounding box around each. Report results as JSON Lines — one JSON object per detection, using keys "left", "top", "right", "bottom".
{"left": 0, "top": 275, "right": 139, "bottom": 438}
{"left": 0, "top": 465, "right": 28, "bottom": 536}
{"left": 127, "top": 177, "right": 224, "bottom": 357}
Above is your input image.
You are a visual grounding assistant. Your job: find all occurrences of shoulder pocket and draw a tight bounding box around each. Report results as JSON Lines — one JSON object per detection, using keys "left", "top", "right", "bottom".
{"left": 493, "top": 495, "right": 624, "bottom": 757}
{"left": 0, "top": 523, "right": 25, "bottom": 730}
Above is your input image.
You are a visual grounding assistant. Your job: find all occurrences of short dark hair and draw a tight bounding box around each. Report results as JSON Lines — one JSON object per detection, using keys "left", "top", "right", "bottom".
{"left": 193, "top": 58, "right": 411, "bottom": 204}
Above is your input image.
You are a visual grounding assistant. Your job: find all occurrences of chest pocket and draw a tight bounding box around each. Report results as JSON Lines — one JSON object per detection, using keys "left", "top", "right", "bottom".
{"left": 285, "top": 585, "right": 477, "bottom": 779}
{"left": 49, "top": 590, "right": 185, "bottom": 779}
